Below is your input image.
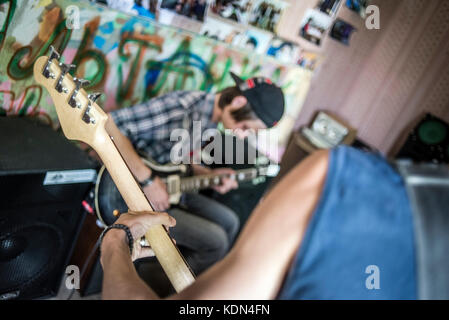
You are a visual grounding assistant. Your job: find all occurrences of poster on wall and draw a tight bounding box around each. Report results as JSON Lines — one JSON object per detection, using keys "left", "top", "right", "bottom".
{"left": 200, "top": 16, "right": 245, "bottom": 45}
{"left": 345, "top": 0, "right": 370, "bottom": 18}
{"left": 316, "top": 0, "right": 342, "bottom": 17}
{"left": 247, "top": 0, "right": 286, "bottom": 33}
{"left": 330, "top": 19, "right": 356, "bottom": 45}
{"left": 299, "top": 8, "right": 333, "bottom": 46}
{"left": 200, "top": 17, "right": 271, "bottom": 54}
{"left": 100, "top": 0, "right": 159, "bottom": 19}
{"left": 240, "top": 28, "right": 273, "bottom": 54}
{"left": 210, "top": 0, "right": 252, "bottom": 24}
{"left": 160, "top": 0, "right": 209, "bottom": 21}
{"left": 297, "top": 50, "right": 323, "bottom": 71}
{"left": 210, "top": 0, "right": 288, "bottom": 33}
{"left": 266, "top": 37, "right": 300, "bottom": 65}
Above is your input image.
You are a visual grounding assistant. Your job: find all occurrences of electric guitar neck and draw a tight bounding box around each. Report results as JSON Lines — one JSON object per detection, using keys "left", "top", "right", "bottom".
{"left": 178, "top": 167, "right": 277, "bottom": 193}
{"left": 33, "top": 47, "right": 195, "bottom": 293}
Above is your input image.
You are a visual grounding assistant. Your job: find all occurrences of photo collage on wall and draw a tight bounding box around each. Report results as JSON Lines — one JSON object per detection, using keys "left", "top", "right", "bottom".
{"left": 297, "top": 0, "right": 361, "bottom": 47}
{"left": 94, "top": 0, "right": 322, "bottom": 69}
{"left": 210, "top": 0, "right": 287, "bottom": 33}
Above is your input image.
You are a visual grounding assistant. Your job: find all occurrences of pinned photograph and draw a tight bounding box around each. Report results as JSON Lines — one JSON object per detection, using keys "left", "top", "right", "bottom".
{"left": 330, "top": 19, "right": 356, "bottom": 45}
{"left": 103, "top": 0, "right": 159, "bottom": 19}
{"left": 266, "top": 37, "right": 300, "bottom": 65}
{"left": 345, "top": 0, "right": 370, "bottom": 18}
{"left": 299, "top": 8, "right": 333, "bottom": 46}
{"left": 297, "top": 50, "right": 323, "bottom": 71}
{"left": 160, "top": 0, "right": 209, "bottom": 21}
{"left": 248, "top": 0, "right": 287, "bottom": 33}
{"left": 210, "top": 0, "right": 253, "bottom": 24}
{"left": 210, "top": 0, "right": 288, "bottom": 33}
{"left": 240, "top": 28, "right": 273, "bottom": 54}
{"left": 200, "top": 16, "right": 245, "bottom": 45}
{"left": 316, "top": 0, "right": 342, "bottom": 17}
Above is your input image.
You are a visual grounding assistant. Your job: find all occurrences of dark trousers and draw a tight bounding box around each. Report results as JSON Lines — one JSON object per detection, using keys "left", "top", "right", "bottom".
{"left": 168, "top": 192, "right": 240, "bottom": 274}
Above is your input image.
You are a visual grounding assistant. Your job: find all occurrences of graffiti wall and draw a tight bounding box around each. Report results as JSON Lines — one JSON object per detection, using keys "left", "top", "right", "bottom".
{"left": 0, "top": 0, "right": 313, "bottom": 159}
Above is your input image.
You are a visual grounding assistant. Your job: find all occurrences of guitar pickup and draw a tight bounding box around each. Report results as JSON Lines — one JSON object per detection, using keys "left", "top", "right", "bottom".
{"left": 68, "top": 78, "right": 90, "bottom": 108}
{"left": 42, "top": 46, "right": 60, "bottom": 79}
{"left": 55, "top": 63, "right": 75, "bottom": 93}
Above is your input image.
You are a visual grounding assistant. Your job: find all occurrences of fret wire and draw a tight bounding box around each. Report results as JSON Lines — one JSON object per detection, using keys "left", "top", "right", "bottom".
{"left": 180, "top": 168, "right": 262, "bottom": 191}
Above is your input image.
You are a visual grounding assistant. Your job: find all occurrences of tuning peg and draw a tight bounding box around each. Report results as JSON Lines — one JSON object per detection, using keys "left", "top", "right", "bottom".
{"left": 68, "top": 77, "right": 90, "bottom": 108}
{"left": 88, "top": 92, "right": 102, "bottom": 103}
{"left": 74, "top": 77, "right": 91, "bottom": 87}
{"left": 42, "top": 46, "right": 61, "bottom": 79}
{"left": 82, "top": 101, "right": 96, "bottom": 125}
{"left": 55, "top": 63, "right": 76, "bottom": 93}
{"left": 82, "top": 93, "right": 102, "bottom": 125}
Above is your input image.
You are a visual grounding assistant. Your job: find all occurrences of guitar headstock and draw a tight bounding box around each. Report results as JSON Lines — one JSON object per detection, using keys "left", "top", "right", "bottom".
{"left": 34, "top": 46, "right": 108, "bottom": 146}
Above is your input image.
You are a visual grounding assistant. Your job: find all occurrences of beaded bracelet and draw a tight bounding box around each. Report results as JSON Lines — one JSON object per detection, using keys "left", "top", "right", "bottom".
{"left": 99, "top": 224, "right": 134, "bottom": 256}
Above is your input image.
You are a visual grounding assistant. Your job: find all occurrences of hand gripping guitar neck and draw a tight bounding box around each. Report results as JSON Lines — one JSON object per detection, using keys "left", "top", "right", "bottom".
{"left": 33, "top": 47, "right": 195, "bottom": 293}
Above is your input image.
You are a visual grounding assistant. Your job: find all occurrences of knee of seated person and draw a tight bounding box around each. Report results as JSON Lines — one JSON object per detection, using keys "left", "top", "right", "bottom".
{"left": 206, "top": 224, "right": 230, "bottom": 258}
{"left": 220, "top": 206, "right": 240, "bottom": 235}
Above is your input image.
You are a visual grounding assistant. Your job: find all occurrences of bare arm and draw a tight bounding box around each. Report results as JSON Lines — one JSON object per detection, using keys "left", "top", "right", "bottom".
{"left": 100, "top": 149, "right": 329, "bottom": 299}
{"left": 172, "top": 149, "right": 329, "bottom": 299}
{"left": 101, "top": 230, "right": 158, "bottom": 300}
{"left": 101, "top": 212, "right": 176, "bottom": 300}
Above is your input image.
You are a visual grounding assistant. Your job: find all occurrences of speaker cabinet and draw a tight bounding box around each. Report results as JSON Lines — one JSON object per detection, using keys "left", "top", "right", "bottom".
{"left": 0, "top": 117, "right": 97, "bottom": 299}
{"left": 397, "top": 114, "right": 449, "bottom": 164}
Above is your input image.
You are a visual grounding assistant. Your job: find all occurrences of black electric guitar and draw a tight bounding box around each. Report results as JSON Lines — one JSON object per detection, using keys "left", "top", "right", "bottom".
{"left": 95, "top": 156, "right": 279, "bottom": 226}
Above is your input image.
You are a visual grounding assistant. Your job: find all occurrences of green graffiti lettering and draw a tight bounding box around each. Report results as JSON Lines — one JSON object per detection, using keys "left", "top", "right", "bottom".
{"left": 7, "top": 18, "right": 71, "bottom": 80}
{"left": 0, "top": 0, "right": 16, "bottom": 52}
{"left": 70, "top": 18, "right": 107, "bottom": 89}
{"left": 117, "top": 33, "right": 161, "bottom": 104}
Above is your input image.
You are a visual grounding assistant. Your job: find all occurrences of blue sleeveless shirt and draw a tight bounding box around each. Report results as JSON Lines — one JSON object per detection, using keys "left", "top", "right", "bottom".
{"left": 277, "top": 146, "right": 417, "bottom": 299}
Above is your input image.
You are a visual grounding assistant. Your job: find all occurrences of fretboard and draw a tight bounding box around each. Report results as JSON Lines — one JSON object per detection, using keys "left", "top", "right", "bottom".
{"left": 180, "top": 168, "right": 260, "bottom": 192}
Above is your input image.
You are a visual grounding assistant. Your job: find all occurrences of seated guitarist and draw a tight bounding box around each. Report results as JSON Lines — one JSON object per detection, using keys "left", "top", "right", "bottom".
{"left": 100, "top": 146, "right": 449, "bottom": 299}
{"left": 105, "top": 72, "right": 285, "bottom": 274}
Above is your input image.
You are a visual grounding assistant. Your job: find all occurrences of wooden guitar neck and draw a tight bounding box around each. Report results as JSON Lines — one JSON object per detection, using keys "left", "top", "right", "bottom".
{"left": 33, "top": 49, "right": 195, "bottom": 293}
{"left": 96, "top": 130, "right": 195, "bottom": 292}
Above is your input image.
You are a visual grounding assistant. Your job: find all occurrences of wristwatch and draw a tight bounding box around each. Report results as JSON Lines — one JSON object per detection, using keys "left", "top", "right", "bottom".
{"left": 139, "top": 173, "right": 153, "bottom": 188}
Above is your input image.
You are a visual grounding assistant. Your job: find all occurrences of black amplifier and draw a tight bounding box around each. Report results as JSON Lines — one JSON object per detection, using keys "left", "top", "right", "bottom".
{"left": 0, "top": 116, "right": 98, "bottom": 299}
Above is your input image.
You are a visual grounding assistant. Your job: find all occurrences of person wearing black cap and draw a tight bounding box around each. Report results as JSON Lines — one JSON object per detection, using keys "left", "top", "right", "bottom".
{"left": 105, "top": 72, "right": 285, "bottom": 276}
{"left": 226, "top": 72, "right": 285, "bottom": 130}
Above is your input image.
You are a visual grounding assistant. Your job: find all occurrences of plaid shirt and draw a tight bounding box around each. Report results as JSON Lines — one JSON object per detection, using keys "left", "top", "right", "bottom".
{"left": 110, "top": 91, "right": 216, "bottom": 164}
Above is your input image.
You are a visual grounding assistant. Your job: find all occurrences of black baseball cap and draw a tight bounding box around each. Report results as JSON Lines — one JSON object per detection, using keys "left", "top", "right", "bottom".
{"left": 230, "top": 72, "right": 285, "bottom": 128}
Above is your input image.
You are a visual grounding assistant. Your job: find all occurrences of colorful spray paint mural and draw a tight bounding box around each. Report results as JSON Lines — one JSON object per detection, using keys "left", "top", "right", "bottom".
{"left": 0, "top": 0, "right": 313, "bottom": 158}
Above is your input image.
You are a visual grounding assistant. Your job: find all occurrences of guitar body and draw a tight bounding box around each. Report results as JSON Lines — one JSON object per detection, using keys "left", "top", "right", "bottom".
{"left": 95, "top": 158, "right": 188, "bottom": 226}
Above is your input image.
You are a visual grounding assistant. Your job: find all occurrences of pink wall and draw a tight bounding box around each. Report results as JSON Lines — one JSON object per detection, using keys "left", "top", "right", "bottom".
{"left": 292, "top": 0, "right": 449, "bottom": 154}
